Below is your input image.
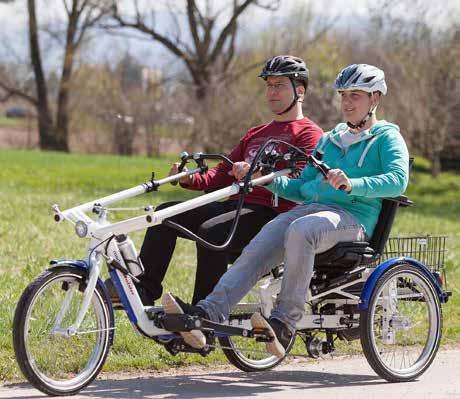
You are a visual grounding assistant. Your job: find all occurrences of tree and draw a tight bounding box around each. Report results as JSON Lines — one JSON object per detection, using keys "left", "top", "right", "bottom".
{"left": 362, "top": 0, "right": 460, "bottom": 175}
{"left": 0, "top": 0, "right": 111, "bottom": 151}
{"left": 106, "top": 0, "right": 280, "bottom": 101}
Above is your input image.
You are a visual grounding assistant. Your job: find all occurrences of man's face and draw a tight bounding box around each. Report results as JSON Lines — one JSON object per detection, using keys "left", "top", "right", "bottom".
{"left": 339, "top": 90, "right": 376, "bottom": 125}
{"left": 265, "top": 76, "right": 301, "bottom": 114}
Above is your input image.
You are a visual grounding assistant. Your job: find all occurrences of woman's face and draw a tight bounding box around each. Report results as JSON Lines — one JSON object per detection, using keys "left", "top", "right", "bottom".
{"left": 339, "top": 90, "right": 374, "bottom": 125}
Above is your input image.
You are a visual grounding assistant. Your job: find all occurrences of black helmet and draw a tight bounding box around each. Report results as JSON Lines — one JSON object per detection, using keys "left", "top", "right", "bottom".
{"left": 259, "top": 55, "right": 309, "bottom": 89}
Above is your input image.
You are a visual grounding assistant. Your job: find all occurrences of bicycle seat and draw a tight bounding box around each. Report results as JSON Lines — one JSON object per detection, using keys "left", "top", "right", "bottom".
{"left": 314, "top": 194, "right": 413, "bottom": 270}
{"left": 314, "top": 241, "right": 379, "bottom": 269}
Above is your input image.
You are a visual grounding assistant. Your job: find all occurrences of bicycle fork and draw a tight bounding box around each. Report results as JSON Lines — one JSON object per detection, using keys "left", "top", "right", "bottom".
{"left": 52, "top": 253, "right": 103, "bottom": 337}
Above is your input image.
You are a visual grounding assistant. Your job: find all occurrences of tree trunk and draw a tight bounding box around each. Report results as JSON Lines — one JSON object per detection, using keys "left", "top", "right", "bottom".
{"left": 54, "top": 9, "right": 80, "bottom": 152}
{"left": 431, "top": 152, "right": 442, "bottom": 177}
{"left": 113, "top": 121, "right": 136, "bottom": 156}
{"left": 28, "top": 0, "right": 57, "bottom": 150}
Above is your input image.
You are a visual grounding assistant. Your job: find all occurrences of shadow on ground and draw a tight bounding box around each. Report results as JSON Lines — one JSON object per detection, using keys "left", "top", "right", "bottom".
{"left": 6, "top": 368, "right": 385, "bottom": 398}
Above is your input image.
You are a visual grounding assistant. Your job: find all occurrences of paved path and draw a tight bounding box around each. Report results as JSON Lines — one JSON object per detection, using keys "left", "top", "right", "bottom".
{"left": 2, "top": 350, "right": 459, "bottom": 399}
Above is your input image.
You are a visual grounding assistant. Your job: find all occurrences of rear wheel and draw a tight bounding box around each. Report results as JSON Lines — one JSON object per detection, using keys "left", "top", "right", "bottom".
{"left": 13, "top": 266, "right": 112, "bottom": 396}
{"left": 360, "top": 263, "right": 442, "bottom": 382}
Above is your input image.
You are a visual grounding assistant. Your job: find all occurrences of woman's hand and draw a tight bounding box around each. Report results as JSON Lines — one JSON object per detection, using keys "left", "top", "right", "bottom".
{"left": 326, "top": 169, "right": 352, "bottom": 192}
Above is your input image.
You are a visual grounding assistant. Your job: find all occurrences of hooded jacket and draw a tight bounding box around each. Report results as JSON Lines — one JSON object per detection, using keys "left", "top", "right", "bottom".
{"left": 266, "top": 120, "right": 409, "bottom": 237}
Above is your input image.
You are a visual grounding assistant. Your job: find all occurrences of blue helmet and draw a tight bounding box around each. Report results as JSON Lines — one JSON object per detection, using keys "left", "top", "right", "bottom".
{"left": 334, "top": 64, "right": 387, "bottom": 95}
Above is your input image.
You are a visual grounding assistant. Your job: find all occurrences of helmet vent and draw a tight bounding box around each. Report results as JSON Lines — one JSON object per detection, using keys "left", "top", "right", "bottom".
{"left": 351, "top": 72, "right": 362, "bottom": 84}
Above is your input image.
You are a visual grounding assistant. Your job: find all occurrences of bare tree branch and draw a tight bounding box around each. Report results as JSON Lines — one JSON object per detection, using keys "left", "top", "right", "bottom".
{"left": 209, "top": 0, "right": 254, "bottom": 63}
{"left": 63, "top": 0, "right": 71, "bottom": 17}
{"left": 187, "top": 0, "right": 202, "bottom": 57}
{"left": 41, "top": 25, "right": 67, "bottom": 46}
{"left": 109, "top": 6, "right": 195, "bottom": 75}
{"left": 254, "top": 0, "right": 280, "bottom": 11}
{"left": 0, "top": 80, "right": 38, "bottom": 105}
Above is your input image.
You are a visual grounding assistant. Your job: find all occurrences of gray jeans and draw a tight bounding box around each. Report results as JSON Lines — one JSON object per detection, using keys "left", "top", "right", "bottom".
{"left": 197, "top": 203, "right": 366, "bottom": 331}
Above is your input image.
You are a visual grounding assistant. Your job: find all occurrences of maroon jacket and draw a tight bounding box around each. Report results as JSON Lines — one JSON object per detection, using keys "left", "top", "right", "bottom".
{"left": 181, "top": 117, "right": 323, "bottom": 213}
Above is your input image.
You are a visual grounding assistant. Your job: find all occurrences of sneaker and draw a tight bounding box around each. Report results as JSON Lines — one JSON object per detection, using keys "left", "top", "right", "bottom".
{"left": 162, "top": 293, "right": 207, "bottom": 349}
{"left": 171, "top": 295, "right": 209, "bottom": 318}
{"left": 250, "top": 313, "right": 294, "bottom": 358}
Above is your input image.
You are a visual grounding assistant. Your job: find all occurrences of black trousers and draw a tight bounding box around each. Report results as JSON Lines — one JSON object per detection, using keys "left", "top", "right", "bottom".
{"left": 139, "top": 200, "right": 277, "bottom": 304}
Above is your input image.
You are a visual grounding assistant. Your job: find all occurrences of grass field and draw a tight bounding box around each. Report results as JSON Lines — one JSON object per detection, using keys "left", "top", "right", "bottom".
{"left": 0, "top": 116, "right": 25, "bottom": 127}
{"left": 0, "top": 149, "right": 459, "bottom": 381}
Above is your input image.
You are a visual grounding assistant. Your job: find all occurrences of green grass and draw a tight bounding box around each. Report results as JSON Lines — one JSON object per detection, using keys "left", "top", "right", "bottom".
{"left": 0, "top": 116, "right": 25, "bottom": 127}
{"left": 0, "top": 149, "right": 459, "bottom": 381}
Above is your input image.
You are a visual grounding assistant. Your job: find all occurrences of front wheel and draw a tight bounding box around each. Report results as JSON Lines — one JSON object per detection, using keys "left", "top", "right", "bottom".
{"left": 360, "top": 263, "right": 442, "bottom": 382}
{"left": 13, "top": 266, "right": 113, "bottom": 396}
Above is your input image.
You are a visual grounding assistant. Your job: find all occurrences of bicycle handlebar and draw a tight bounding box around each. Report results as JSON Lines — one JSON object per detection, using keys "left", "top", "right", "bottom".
{"left": 258, "top": 146, "right": 347, "bottom": 191}
{"left": 170, "top": 151, "right": 234, "bottom": 186}
{"left": 168, "top": 149, "right": 345, "bottom": 191}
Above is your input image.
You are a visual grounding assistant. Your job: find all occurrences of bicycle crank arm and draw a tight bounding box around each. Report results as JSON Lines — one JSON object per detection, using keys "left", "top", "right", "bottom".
{"left": 152, "top": 312, "right": 273, "bottom": 341}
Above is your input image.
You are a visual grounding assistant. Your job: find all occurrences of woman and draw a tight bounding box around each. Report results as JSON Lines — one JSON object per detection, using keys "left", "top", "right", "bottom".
{"left": 162, "top": 64, "right": 410, "bottom": 357}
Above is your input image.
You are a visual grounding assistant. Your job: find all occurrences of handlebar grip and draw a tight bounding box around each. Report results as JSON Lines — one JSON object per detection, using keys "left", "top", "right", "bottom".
{"left": 312, "top": 159, "right": 347, "bottom": 191}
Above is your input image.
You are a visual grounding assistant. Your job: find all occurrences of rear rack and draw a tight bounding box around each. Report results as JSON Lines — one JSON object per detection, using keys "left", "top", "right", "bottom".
{"left": 375, "top": 235, "right": 451, "bottom": 298}
{"left": 379, "top": 236, "right": 447, "bottom": 273}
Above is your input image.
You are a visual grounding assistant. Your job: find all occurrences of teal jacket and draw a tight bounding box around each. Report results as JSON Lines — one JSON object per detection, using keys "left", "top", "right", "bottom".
{"left": 266, "top": 120, "right": 409, "bottom": 237}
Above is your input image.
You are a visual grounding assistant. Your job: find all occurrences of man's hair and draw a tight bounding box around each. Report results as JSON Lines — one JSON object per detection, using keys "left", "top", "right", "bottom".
{"left": 293, "top": 79, "right": 306, "bottom": 89}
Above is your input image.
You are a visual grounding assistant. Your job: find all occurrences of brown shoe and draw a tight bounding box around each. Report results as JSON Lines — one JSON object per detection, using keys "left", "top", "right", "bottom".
{"left": 162, "top": 293, "right": 206, "bottom": 349}
{"left": 250, "top": 313, "right": 293, "bottom": 358}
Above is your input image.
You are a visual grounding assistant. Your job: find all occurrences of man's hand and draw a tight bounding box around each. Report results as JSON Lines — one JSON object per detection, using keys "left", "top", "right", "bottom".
{"left": 228, "top": 161, "right": 251, "bottom": 180}
{"left": 169, "top": 162, "right": 192, "bottom": 185}
{"left": 326, "top": 169, "right": 352, "bottom": 192}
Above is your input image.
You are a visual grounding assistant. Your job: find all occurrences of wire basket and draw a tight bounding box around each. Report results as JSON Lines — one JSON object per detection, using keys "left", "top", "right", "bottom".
{"left": 378, "top": 235, "right": 447, "bottom": 273}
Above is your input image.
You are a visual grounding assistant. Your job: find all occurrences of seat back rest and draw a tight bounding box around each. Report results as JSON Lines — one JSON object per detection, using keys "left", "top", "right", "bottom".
{"left": 368, "top": 199, "right": 399, "bottom": 255}
{"left": 368, "top": 157, "right": 414, "bottom": 255}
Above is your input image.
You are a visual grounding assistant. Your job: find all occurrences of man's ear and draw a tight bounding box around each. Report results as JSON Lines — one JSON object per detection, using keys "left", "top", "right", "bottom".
{"left": 297, "top": 85, "right": 305, "bottom": 100}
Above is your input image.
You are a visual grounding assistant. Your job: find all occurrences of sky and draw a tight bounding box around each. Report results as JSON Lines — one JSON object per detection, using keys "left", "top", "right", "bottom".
{"left": 0, "top": 0, "right": 458, "bottom": 73}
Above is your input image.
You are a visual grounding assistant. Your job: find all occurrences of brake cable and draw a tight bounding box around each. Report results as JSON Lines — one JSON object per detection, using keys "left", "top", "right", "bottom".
{"left": 162, "top": 139, "right": 299, "bottom": 251}
{"left": 162, "top": 138, "right": 341, "bottom": 251}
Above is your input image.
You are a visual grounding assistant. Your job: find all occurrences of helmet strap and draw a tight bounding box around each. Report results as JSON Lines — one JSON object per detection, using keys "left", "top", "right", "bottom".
{"left": 276, "top": 78, "right": 302, "bottom": 115}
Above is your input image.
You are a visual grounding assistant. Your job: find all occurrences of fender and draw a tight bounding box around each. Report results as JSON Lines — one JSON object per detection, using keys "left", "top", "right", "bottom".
{"left": 49, "top": 259, "right": 115, "bottom": 345}
{"left": 358, "top": 257, "right": 447, "bottom": 311}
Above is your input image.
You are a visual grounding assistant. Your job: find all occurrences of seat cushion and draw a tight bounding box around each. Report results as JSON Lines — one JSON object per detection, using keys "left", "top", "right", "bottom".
{"left": 315, "top": 241, "right": 379, "bottom": 269}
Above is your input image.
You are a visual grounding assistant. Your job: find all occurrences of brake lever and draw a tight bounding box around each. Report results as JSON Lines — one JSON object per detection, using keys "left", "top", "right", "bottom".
{"left": 309, "top": 155, "right": 346, "bottom": 191}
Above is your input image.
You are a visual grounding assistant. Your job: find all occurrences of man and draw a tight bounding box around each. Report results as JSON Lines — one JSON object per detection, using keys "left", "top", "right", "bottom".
{"left": 111, "top": 55, "right": 322, "bottom": 306}
{"left": 162, "top": 64, "right": 410, "bottom": 356}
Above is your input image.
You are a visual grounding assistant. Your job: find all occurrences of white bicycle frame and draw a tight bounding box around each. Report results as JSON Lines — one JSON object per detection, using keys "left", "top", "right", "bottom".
{"left": 52, "top": 166, "right": 291, "bottom": 338}
{"left": 51, "top": 162, "right": 408, "bottom": 340}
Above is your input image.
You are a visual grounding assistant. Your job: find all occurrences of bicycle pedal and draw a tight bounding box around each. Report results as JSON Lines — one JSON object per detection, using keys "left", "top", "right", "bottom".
{"left": 253, "top": 327, "right": 273, "bottom": 342}
{"left": 165, "top": 337, "right": 215, "bottom": 357}
{"left": 157, "top": 313, "right": 202, "bottom": 332}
